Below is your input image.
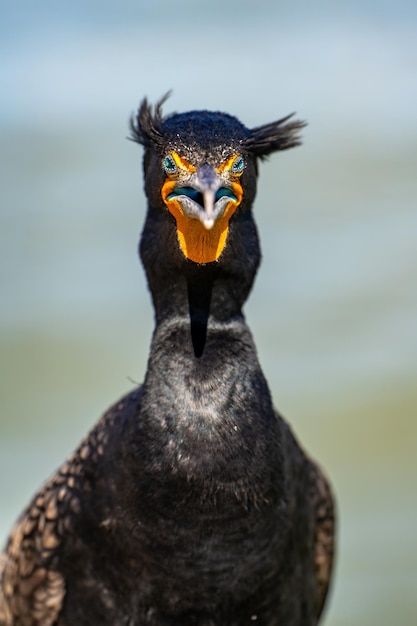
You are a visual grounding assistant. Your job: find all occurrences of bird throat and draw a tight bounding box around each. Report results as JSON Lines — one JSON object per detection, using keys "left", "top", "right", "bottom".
{"left": 162, "top": 182, "right": 240, "bottom": 264}
{"left": 173, "top": 201, "right": 236, "bottom": 263}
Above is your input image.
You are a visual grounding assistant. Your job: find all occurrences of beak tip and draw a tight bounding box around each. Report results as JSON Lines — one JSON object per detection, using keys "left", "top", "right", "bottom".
{"left": 202, "top": 218, "right": 215, "bottom": 230}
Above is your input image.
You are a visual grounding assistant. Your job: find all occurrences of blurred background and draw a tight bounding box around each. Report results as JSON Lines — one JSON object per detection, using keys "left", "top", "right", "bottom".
{"left": 1, "top": 1, "right": 416, "bottom": 624}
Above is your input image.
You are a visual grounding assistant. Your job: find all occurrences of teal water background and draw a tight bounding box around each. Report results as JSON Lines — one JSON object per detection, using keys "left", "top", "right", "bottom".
{"left": 1, "top": 2, "right": 417, "bottom": 624}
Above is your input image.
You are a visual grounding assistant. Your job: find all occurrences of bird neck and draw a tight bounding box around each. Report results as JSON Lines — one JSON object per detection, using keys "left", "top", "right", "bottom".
{"left": 128, "top": 210, "right": 284, "bottom": 505}
{"left": 140, "top": 208, "right": 261, "bottom": 335}
{"left": 138, "top": 311, "right": 281, "bottom": 491}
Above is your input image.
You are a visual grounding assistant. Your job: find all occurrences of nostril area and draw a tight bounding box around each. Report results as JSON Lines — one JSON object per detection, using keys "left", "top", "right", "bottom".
{"left": 197, "top": 163, "right": 218, "bottom": 189}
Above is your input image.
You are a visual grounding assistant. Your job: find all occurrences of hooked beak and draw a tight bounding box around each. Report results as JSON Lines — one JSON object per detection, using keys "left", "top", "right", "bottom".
{"left": 167, "top": 163, "right": 237, "bottom": 231}
{"left": 194, "top": 163, "right": 221, "bottom": 230}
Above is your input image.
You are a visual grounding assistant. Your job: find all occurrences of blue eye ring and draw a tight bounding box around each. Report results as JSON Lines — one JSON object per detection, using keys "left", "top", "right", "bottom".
{"left": 163, "top": 154, "right": 177, "bottom": 174}
{"left": 231, "top": 155, "right": 245, "bottom": 174}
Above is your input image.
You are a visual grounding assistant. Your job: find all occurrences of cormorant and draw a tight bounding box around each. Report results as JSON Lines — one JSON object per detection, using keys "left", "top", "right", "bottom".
{"left": 0, "top": 96, "right": 335, "bottom": 626}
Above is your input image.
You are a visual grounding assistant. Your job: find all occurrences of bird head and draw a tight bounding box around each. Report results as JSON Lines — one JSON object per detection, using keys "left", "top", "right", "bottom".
{"left": 130, "top": 94, "right": 305, "bottom": 265}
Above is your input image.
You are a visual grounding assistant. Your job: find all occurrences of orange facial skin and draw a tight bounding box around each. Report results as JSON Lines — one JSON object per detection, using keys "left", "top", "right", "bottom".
{"left": 161, "top": 153, "right": 244, "bottom": 264}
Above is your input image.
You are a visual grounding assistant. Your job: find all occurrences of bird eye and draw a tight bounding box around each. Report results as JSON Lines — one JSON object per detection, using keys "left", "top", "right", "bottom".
{"left": 231, "top": 156, "right": 245, "bottom": 174}
{"left": 163, "top": 154, "right": 177, "bottom": 175}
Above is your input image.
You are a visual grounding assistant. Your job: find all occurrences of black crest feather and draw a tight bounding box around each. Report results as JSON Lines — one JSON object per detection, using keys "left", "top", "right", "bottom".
{"left": 246, "top": 114, "right": 307, "bottom": 158}
{"left": 129, "top": 91, "right": 171, "bottom": 147}
{"left": 129, "top": 94, "right": 306, "bottom": 159}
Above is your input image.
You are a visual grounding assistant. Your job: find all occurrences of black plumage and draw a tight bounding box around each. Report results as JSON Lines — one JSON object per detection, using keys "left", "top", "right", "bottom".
{"left": 0, "top": 97, "right": 335, "bottom": 626}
